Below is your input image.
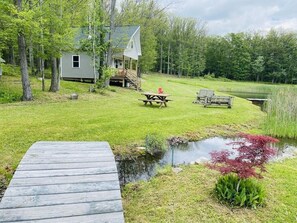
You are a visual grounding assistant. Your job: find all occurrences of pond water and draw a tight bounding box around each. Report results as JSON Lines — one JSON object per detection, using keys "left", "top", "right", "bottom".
{"left": 116, "top": 137, "right": 297, "bottom": 185}
{"left": 221, "top": 91, "right": 269, "bottom": 99}
{"left": 222, "top": 91, "right": 270, "bottom": 111}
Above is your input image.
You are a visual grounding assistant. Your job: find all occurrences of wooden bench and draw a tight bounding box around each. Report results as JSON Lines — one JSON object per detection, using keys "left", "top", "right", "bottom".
{"left": 193, "top": 89, "right": 233, "bottom": 108}
{"left": 138, "top": 99, "right": 172, "bottom": 107}
{"left": 204, "top": 96, "right": 233, "bottom": 108}
{"left": 193, "top": 89, "right": 214, "bottom": 104}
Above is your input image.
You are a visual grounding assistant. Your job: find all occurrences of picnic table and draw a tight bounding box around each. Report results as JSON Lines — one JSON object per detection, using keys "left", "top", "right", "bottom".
{"left": 139, "top": 92, "right": 172, "bottom": 108}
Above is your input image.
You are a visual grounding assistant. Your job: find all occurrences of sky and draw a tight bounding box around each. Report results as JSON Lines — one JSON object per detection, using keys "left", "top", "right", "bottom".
{"left": 161, "top": 0, "right": 297, "bottom": 35}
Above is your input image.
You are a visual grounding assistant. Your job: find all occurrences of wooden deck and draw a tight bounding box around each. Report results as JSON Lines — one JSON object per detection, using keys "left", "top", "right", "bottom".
{"left": 0, "top": 141, "right": 124, "bottom": 223}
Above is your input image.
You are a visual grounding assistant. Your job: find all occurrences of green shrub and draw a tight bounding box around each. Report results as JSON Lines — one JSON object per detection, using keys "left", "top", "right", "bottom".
{"left": 0, "top": 91, "right": 20, "bottom": 103}
{"left": 0, "top": 85, "right": 21, "bottom": 103}
{"left": 217, "top": 77, "right": 232, "bottom": 82}
{"left": 96, "top": 67, "right": 117, "bottom": 89}
{"left": 145, "top": 133, "right": 167, "bottom": 155}
{"left": 215, "top": 174, "right": 265, "bottom": 208}
{"left": 2, "top": 64, "right": 20, "bottom": 76}
{"left": 203, "top": 73, "right": 215, "bottom": 80}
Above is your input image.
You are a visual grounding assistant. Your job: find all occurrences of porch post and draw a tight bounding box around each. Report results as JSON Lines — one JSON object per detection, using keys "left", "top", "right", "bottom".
{"left": 122, "top": 55, "right": 125, "bottom": 87}
{"left": 136, "top": 60, "right": 139, "bottom": 76}
{"left": 123, "top": 55, "right": 125, "bottom": 69}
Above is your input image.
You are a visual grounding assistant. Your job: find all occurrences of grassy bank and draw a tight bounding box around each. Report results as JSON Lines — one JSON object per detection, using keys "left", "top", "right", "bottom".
{"left": 123, "top": 158, "right": 297, "bottom": 223}
{"left": 264, "top": 87, "right": 297, "bottom": 139}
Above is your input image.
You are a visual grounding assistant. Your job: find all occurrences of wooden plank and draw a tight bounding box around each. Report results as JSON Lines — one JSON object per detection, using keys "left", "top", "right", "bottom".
{"left": 20, "top": 156, "right": 115, "bottom": 164}
{"left": 28, "top": 146, "right": 112, "bottom": 152}
{"left": 0, "top": 190, "right": 122, "bottom": 208}
{"left": 9, "top": 173, "right": 118, "bottom": 187}
{"left": 0, "top": 200, "right": 123, "bottom": 222}
{"left": 17, "top": 161, "right": 115, "bottom": 170}
{"left": 33, "top": 141, "right": 110, "bottom": 146}
{"left": 4, "top": 181, "right": 120, "bottom": 197}
{"left": 29, "top": 142, "right": 111, "bottom": 149}
{"left": 7, "top": 212, "right": 124, "bottom": 223}
{"left": 26, "top": 150, "right": 113, "bottom": 155}
{"left": 24, "top": 153, "right": 114, "bottom": 159}
{"left": 13, "top": 166, "right": 117, "bottom": 178}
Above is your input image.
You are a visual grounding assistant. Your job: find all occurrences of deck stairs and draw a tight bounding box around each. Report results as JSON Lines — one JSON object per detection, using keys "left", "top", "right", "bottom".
{"left": 125, "top": 69, "right": 141, "bottom": 91}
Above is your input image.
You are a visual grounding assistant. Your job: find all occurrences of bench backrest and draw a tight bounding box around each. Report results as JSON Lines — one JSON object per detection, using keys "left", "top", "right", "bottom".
{"left": 197, "top": 89, "right": 214, "bottom": 98}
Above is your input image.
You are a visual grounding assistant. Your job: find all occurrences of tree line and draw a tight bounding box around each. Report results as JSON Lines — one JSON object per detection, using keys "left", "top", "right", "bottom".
{"left": 117, "top": 1, "right": 297, "bottom": 84}
{"left": 1, "top": 0, "right": 297, "bottom": 100}
{"left": 204, "top": 31, "right": 297, "bottom": 83}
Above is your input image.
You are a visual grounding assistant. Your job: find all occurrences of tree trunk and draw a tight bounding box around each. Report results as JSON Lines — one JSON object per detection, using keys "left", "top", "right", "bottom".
{"left": 39, "top": 0, "right": 45, "bottom": 91}
{"left": 105, "top": 0, "right": 116, "bottom": 87}
{"left": 178, "top": 43, "right": 182, "bottom": 78}
{"left": 159, "top": 43, "right": 163, "bottom": 73}
{"left": 8, "top": 43, "right": 16, "bottom": 65}
{"left": 17, "top": 0, "right": 33, "bottom": 101}
{"left": 107, "top": 0, "right": 116, "bottom": 67}
{"left": 28, "top": 0, "right": 34, "bottom": 76}
{"left": 167, "top": 43, "right": 170, "bottom": 75}
{"left": 49, "top": 57, "right": 59, "bottom": 92}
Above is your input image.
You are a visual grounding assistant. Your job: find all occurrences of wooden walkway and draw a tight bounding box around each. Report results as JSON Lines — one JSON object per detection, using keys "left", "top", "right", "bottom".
{"left": 0, "top": 142, "right": 124, "bottom": 223}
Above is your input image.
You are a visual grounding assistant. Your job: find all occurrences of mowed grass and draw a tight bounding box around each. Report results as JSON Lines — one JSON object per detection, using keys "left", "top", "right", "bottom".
{"left": 0, "top": 74, "right": 263, "bottom": 180}
{"left": 123, "top": 158, "right": 297, "bottom": 223}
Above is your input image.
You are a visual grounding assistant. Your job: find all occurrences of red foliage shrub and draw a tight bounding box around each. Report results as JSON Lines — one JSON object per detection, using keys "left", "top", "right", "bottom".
{"left": 207, "top": 133, "right": 279, "bottom": 179}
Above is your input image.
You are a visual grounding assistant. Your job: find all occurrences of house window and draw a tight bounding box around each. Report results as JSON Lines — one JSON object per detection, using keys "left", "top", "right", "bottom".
{"left": 130, "top": 41, "right": 133, "bottom": 49}
{"left": 72, "top": 55, "right": 80, "bottom": 68}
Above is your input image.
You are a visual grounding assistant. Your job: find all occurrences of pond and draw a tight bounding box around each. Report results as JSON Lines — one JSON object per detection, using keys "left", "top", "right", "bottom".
{"left": 222, "top": 91, "right": 269, "bottom": 99}
{"left": 222, "top": 91, "right": 270, "bottom": 110}
{"left": 116, "top": 137, "right": 297, "bottom": 185}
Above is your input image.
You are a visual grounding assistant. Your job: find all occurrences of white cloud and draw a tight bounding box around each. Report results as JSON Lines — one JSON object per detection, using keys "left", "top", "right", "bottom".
{"left": 166, "top": 0, "right": 297, "bottom": 35}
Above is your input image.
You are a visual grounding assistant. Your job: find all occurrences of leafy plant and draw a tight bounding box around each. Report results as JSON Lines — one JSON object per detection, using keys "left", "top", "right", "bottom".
{"left": 0, "top": 91, "right": 20, "bottom": 103}
{"left": 203, "top": 73, "right": 215, "bottom": 80}
{"left": 145, "top": 133, "right": 167, "bottom": 155}
{"left": 207, "top": 133, "right": 278, "bottom": 208}
{"left": 208, "top": 133, "right": 278, "bottom": 179}
{"left": 215, "top": 174, "right": 265, "bottom": 208}
{"left": 2, "top": 64, "right": 20, "bottom": 76}
{"left": 96, "top": 67, "right": 116, "bottom": 90}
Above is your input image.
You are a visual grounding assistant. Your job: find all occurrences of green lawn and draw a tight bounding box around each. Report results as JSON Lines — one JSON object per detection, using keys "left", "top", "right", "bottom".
{"left": 0, "top": 74, "right": 264, "bottom": 180}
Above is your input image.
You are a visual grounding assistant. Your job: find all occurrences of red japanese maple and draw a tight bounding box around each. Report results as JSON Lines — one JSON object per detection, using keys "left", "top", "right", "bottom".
{"left": 207, "top": 133, "right": 279, "bottom": 179}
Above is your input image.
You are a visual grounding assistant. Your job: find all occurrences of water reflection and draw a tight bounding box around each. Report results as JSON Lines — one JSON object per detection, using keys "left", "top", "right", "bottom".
{"left": 117, "top": 137, "right": 297, "bottom": 186}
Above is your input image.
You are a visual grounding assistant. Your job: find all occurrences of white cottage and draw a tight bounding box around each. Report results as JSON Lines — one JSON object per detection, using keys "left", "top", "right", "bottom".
{"left": 60, "top": 26, "right": 142, "bottom": 89}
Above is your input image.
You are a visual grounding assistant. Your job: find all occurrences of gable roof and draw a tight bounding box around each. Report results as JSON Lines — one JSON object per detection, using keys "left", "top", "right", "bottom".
{"left": 109, "top": 26, "right": 140, "bottom": 49}
{"left": 75, "top": 25, "right": 140, "bottom": 50}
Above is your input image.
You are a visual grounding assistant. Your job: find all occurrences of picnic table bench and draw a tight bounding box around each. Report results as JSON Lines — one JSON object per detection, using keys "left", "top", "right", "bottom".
{"left": 204, "top": 95, "right": 233, "bottom": 108}
{"left": 194, "top": 89, "right": 233, "bottom": 108}
{"left": 139, "top": 92, "right": 172, "bottom": 108}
